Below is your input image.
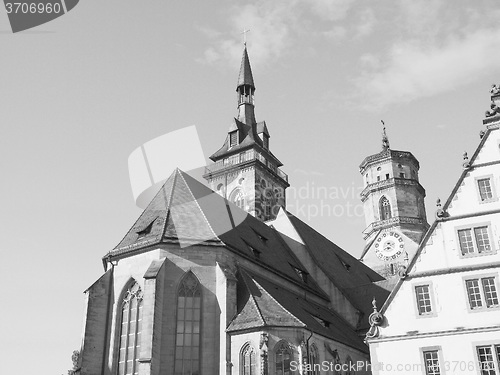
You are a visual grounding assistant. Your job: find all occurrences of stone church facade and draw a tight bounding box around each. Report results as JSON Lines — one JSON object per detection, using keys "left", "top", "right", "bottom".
{"left": 78, "top": 47, "right": 392, "bottom": 375}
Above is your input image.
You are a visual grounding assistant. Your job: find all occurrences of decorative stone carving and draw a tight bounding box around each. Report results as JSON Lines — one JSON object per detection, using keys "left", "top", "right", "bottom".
{"left": 435, "top": 198, "right": 446, "bottom": 219}
{"left": 485, "top": 101, "right": 500, "bottom": 118}
{"left": 365, "top": 297, "right": 384, "bottom": 340}
{"left": 490, "top": 84, "right": 500, "bottom": 95}
{"left": 462, "top": 152, "right": 471, "bottom": 169}
{"left": 259, "top": 333, "right": 269, "bottom": 375}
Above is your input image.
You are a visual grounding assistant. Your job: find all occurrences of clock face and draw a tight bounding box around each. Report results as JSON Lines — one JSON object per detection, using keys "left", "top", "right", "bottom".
{"left": 374, "top": 231, "right": 405, "bottom": 261}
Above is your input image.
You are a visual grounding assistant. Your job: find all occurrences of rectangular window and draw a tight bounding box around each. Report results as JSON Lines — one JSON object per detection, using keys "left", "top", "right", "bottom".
{"left": 423, "top": 350, "right": 441, "bottom": 375}
{"left": 230, "top": 131, "right": 238, "bottom": 147}
{"left": 457, "top": 225, "right": 493, "bottom": 256}
{"left": 466, "top": 277, "right": 499, "bottom": 310}
{"left": 478, "top": 178, "right": 494, "bottom": 202}
{"left": 399, "top": 172, "right": 405, "bottom": 178}
{"left": 385, "top": 173, "right": 390, "bottom": 180}
{"left": 415, "top": 285, "right": 432, "bottom": 315}
{"left": 476, "top": 345, "right": 500, "bottom": 375}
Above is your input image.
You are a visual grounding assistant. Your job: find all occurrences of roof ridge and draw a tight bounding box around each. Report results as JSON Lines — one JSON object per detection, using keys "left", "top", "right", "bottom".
{"left": 239, "top": 269, "right": 266, "bottom": 327}
{"left": 176, "top": 170, "right": 222, "bottom": 243}
{"left": 250, "top": 273, "right": 306, "bottom": 327}
{"left": 159, "top": 168, "right": 179, "bottom": 239}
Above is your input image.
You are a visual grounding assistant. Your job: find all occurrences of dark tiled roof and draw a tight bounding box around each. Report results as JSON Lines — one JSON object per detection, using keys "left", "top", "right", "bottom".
{"left": 280, "top": 211, "right": 390, "bottom": 330}
{"left": 108, "top": 170, "right": 322, "bottom": 290}
{"left": 228, "top": 269, "right": 368, "bottom": 353}
{"left": 237, "top": 47, "right": 255, "bottom": 89}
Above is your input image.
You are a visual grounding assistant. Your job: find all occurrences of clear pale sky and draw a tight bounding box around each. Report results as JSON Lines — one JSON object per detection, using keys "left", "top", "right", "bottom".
{"left": 1, "top": 1, "right": 499, "bottom": 373}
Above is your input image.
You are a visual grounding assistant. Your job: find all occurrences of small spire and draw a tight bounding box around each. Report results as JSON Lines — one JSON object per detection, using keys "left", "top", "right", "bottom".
{"left": 381, "top": 120, "right": 390, "bottom": 150}
{"left": 237, "top": 46, "right": 255, "bottom": 89}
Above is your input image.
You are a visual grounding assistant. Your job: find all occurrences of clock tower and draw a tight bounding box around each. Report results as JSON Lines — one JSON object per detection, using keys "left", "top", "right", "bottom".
{"left": 358, "top": 126, "right": 428, "bottom": 277}
{"left": 203, "top": 46, "right": 289, "bottom": 221}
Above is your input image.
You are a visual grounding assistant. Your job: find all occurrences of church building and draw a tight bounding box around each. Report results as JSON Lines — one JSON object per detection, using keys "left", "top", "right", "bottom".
{"left": 77, "top": 47, "right": 392, "bottom": 375}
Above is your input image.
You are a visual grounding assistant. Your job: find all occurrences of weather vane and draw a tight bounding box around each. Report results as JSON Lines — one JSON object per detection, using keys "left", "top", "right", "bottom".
{"left": 241, "top": 28, "right": 250, "bottom": 45}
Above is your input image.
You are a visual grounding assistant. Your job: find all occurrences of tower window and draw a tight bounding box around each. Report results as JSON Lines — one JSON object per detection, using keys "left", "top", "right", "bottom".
{"left": 386, "top": 173, "right": 390, "bottom": 180}
{"left": 175, "top": 272, "right": 201, "bottom": 375}
{"left": 377, "top": 176, "right": 381, "bottom": 182}
{"left": 379, "top": 196, "right": 392, "bottom": 220}
{"left": 230, "top": 188, "right": 245, "bottom": 210}
{"left": 400, "top": 172, "right": 405, "bottom": 179}
{"left": 229, "top": 131, "right": 238, "bottom": 147}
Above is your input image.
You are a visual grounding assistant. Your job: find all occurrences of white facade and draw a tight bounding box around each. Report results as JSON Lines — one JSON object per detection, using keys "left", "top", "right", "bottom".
{"left": 366, "top": 106, "right": 500, "bottom": 375}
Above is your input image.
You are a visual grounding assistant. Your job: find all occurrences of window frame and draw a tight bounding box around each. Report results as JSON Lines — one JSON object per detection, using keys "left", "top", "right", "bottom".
{"left": 379, "top": 196, "right": 392, "bottom": 221}
{"left": 413, "top": 281, "right": 437, "bottom": 318}
{"left": 240, "top": 342, "right": 257, "bottom": 375}
{"left": 455, "top": 222, "right": 496, "bottom": 258}
{"left": 472, "top": 340, "right": 500, "bottom": 375}
{"left": 463, "top": 273, "right": 500, "bottom": 313}
{"left": 174, "top": 272, "right": 202, "bottom": 375}
{"left": 274, "top": 340, "right": 293, "bottom": 375}
{"left": 419, "top": 346, "right": 443, "bottom": 375}
{"left": 229, "top": 131, "right": 238, "bottom": 148}
{"left": 475, "top": 175, "right": 497, "bottom": 203}
{"left": 115, "top": 281, "right": 144, "bottom": 375}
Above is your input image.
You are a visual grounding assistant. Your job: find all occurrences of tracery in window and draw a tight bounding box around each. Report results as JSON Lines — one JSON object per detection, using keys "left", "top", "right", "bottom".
{"left": 241, "top": 343, "right": 256, "bottom": 375}
{"left": 275, "top": 341, "right": 292, "bottom": 375}
{"left": 118, "top": 282, "right": 143, "bottom": 375}
{"left": 175, "top": 272, "right": 201, "bottom": 375}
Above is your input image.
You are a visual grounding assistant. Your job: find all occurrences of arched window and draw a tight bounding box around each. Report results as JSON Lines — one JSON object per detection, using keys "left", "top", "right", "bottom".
{"left": 241, "top": 343, "right": 256, "bottom": 375}
{"left": 230, "top": 188, "right": 245, "bottom": 210}
{"left": 275, "top": 341, "right": 292, "bottom": 375}
{"left": 344, "top": 356, "right": 354, "bottom": 375}
{"left": 117, "top": 282, "right": 143, "bottom": 375}
{"left": 309, "top": 344, "right": 320, "bottom": 375}
{"left": 175, "top": 272, "right": 201, "bottom": 375}
{"left": 379, "top": 196, "right": 392, "bottom": 220}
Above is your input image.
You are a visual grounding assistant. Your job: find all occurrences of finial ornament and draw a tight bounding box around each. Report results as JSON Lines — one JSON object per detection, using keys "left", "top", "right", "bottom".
{"left": 490, "top": 84, "right": 500, "bottom": 95}
{"left": 381, "top": 120, "right": 390, "bottom": 151}
{"left": 366, "top": 296, "right": 384, "bottom": 340}
{"left": 463, "top": 151, "right": 471, "bottom": 169}
{"left": 435, "top": 197, "right": 447, "bottom": 219}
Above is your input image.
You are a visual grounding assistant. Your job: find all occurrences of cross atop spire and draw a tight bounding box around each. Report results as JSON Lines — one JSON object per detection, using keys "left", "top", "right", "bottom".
{"left": 241, "top": 28, "right": 250, "bottom": 46}
{"left": 381, "top": 120, "right": 390, "bottom": 151}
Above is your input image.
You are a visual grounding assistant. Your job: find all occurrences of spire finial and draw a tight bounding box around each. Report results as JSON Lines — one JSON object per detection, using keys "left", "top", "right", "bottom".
{"left": 241, "top": 28, "right": 250, "bottom": 46}
{"left": 381, "top": 120, "right": 390, "bottom": 151}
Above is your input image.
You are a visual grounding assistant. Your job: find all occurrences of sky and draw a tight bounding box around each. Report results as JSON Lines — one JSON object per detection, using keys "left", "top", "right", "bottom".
{"left": 1, "top": 0, "right": 500, "bottom": 373}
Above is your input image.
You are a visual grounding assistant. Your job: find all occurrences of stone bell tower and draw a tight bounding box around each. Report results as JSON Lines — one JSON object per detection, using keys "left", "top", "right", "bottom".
{"left": 203, "top": 46, "right": 289, "bottom": 221}
{"left": 359, "top": 125, "right": 428, "bottom": 277}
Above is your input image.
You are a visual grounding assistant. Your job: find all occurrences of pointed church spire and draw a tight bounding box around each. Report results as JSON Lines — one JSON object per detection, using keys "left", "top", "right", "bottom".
{"left": 236, "top": 46, "right": 256, "bottom": 125}
{"left": 381, "top": 120, "right": 390, "bottom": 151}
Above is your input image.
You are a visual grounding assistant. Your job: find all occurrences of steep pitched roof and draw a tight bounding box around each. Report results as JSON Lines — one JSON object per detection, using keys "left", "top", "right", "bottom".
{"left": 237, "top": 47, "right": 255, "bottom": 89}
{"left": 273, "top": 209, "right": 389, "bottom": 330}
{"left": 228, "top": 269, "right": 369, "bottom": 353}
{"left": 108, "top": 169, "right": 322, "bottom": 293}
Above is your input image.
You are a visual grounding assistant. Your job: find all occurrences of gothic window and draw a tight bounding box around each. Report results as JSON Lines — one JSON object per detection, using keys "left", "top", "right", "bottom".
{"left": 117, "top": 282, "right": 143, "bottom": 375}
{"left": 275, "top": 341, "right": 292, "bottom": 375}
{"left": 230, "top": 188, "right": 245, "bottom": 210}
{"left": 345, "top": 356, "right": 354, "bottom": 375}
{"left": 379, "top": 196, "right": 392, "bottom": 220}
{"left": 309, "top": 344, "right": 320, "bottom": 375}
{"left": 175, "top": 272, "right": 201, "bottom": 375}
{"left": 241, "top": 343, "right": 256, "bottom": 375}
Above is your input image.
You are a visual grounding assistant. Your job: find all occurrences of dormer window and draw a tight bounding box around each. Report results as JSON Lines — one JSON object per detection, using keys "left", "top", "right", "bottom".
{"left": 263, "top": 135, "right": 269, "bottom": 149}
{"left": 229, "top": 131, "right": 238, "bottom": 147}
{"left": 292, "top": 266, "right": 308, "bottom": 283}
